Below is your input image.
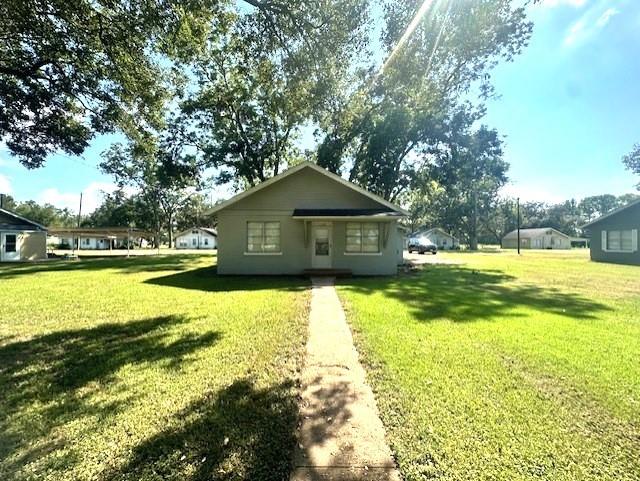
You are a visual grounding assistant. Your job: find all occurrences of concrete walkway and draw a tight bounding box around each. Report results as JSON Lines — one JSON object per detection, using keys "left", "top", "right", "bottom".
{"left": 290, "top": 277, "right": 400, "bottom": 481}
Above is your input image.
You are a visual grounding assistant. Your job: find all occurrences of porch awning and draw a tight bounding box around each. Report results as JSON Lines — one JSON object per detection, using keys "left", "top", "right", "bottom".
{"left": 291, "top": 208, "right": 403, "bottom": 220}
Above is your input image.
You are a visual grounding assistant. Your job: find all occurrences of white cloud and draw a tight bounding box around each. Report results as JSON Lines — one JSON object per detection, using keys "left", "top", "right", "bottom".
{"left": 596, "top": 7, "right": 619, "bottom": 27}
{"left": 563, "top": 4, "right": 621, "bottom": 47}
{"left": 38, "top": 181, "right": 121, "bottom": 213}
{"left": 0, "top": 174, "right": 12, "bottom": 195}
{"left": 541, "top": 0, "right": 588, "bottom": 8}
{"left": 564, "top": 18, "right": 587, "bottom": 46}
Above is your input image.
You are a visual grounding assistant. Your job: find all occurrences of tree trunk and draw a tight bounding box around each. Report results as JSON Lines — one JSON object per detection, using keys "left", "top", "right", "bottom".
{"left": 167, "top": 212, "right": 174, "bottom": 248}
{"left": 469, "top": 190, "right": 478, "bottom": 250}
{"left": 469, "top": 234, "right": 478, "bottom": 251}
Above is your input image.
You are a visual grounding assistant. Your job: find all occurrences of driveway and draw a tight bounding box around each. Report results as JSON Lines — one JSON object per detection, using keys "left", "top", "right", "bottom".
{"left": 404, "top": 250, "right": 461, "bottom": 265}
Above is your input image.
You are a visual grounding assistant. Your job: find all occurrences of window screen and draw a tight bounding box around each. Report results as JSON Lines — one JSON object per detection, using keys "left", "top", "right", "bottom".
{"left": 346, "top": 223, "right": 380, "bottom": 253}
{"left": 247, "top": 222, "right": 281, "bottom": 253}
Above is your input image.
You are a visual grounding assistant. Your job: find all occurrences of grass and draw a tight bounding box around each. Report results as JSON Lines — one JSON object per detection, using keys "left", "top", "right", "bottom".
{"left": 0, "top": 255, "right": 309, "bottom": 481}
{"left": 337, "top": 250, "right": 640, "bottom": 481}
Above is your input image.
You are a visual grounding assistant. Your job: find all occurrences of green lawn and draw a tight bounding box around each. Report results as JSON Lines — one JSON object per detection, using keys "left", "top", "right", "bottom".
{"left": 337, "top": 250, "right": 640, "bottom": 481}
{"left": 0, "top": 255, "right": 309, "bottom": 481}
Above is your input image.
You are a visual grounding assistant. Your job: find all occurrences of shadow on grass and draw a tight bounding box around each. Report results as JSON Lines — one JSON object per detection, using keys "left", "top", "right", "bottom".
{"left": 0, "top": 315, "right": 220, "bottom": 473}
{"left": 101, "top": 378, "right": 299, "bottom": 481}
{"left": 145, "top": 266, "right": 308, "bottom": 293}
{"left": 0, "top": 254, "right": 207, "bottom": 279}
{"left": 341, "top": 264, "right": 609, "bottom": 322}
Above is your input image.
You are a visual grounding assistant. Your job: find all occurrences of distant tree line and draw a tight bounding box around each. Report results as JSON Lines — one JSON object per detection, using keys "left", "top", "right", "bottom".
{"left": 83, "top": 190, "right": 216, "bottom": 245}
{"left": 1, "top": 190, "right": 216, "bottom": 246}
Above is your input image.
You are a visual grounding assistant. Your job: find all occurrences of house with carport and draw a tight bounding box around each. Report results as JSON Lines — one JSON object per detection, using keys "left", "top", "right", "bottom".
{"left": 211, "top": 162, "right": 407, "bottom": 275}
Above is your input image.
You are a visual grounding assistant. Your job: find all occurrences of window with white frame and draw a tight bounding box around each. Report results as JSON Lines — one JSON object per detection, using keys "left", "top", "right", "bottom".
{"left": 346, "top": 222, "right": 380, "bottom": 253}
{"left": 247, "top": 221, "right": 281, "bottom": 253}
{"left": 607, "top": 230, "right": 633, "bottom": 251}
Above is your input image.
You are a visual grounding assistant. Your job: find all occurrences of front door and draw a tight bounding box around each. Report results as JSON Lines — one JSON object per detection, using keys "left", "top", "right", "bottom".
{"left": 1, "top": 233, "right": 20, "bottom": 262}
{"left": 311, "top": 223, "right": 332, "bottom": 269}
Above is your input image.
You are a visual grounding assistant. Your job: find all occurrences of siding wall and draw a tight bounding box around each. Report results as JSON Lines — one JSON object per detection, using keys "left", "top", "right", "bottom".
{"left": 588, "top": 203, "right": 640, "bottom": 265}
{"left": 1, "top": 230, "right": 47, "bottom": 261}
{"left": 21, "top": 232, "right": 47, "bottom": 261}
{"left": 78, "top": 237, "right": 111, "bottom": 250}
{"left": 217, "top": 168, "right": 400, "bottom": 275}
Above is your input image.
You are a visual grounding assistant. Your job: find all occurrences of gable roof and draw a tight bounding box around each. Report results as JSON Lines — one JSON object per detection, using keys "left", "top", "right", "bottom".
{"left": 503, "top": 227, "right": 570, "bottom": 240}
{"left": 412, "top": 227, "right": 458, "bottom": 240}
{"left": 0, "top": 207, "right": 47, "bottom": 231}
{"left": 581, "top": 198, "right": 640, "bottom": 229}
{"left": 210, "top": 162, "right": 408, "bottom": 216}
{"left": 175, "top": 227, "right": 218, "bottom": 238}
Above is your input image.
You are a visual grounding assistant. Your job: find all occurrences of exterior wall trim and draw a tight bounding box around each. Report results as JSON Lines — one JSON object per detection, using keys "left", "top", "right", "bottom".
{"left": 243, "top": 252, "right": 283, "bottom": 256}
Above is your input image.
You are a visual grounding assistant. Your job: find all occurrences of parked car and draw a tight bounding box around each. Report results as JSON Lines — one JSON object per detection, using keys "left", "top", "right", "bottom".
{"left": 408, "top": 237, "right": 438, "bottom": 255}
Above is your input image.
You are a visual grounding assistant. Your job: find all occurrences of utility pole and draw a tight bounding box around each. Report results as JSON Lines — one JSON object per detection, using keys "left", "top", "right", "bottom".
{"left": 517, "top": 197, "right": 521, "bottom": 255}
{"left": 77, "top": 192, "right": 83, "bottom": 226}
{"left": 72, "top": 193, "right": 83, "bottom": 257}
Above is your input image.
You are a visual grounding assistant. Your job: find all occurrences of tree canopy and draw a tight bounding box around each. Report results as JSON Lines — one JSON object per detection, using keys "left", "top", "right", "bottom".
{"left": 316, "top": 0, "right": 532, "bottom": 200}
{"left": 0, "top": 0, "right": 224, "bottom": 167}
{"left": 623, "top": 143, "right": 640, "bottom": 189}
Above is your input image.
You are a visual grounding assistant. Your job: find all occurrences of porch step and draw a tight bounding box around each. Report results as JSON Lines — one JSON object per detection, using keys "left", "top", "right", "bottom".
{"left": 302, "top": 268, "right": 352, "bottom": 278}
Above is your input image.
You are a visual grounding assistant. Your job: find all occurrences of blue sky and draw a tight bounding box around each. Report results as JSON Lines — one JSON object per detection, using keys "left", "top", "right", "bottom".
{"left": 0, "top": 0, "right": 638, "bottom": 212}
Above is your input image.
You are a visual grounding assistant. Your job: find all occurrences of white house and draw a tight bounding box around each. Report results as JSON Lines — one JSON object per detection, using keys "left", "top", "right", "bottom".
{"left": 411, "top": 227, "right": 459, "bottom": 250}
{"left": 175, "top": 227, "right": 217, "bottom": 249}
{"left": 502, "top": 227, "right": 571, "bottom": 250}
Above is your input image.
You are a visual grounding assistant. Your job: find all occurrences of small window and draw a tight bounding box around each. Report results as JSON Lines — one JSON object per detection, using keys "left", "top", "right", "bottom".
{"left": 346, "top": 222, "right": 380, "bottom": 253}
{"left": 247, "top": 221, "right": 281, "bottom": 253}
{"left": 192, "top": 238, "right": 197, "bottom": 246}
{"left": 83, "top": 238, "right": 91, "bottom": 246}
{"left": 607, "top": 230, "right": 633, "bottom": 251}
{"left": 607, "top": 231, "right": 621, "bottom": 250}
{"left": 5, "top": 234, "right": 16, "bottom": 252}
{"left": 204, "top": 238, "right": 209, "bottom": 246}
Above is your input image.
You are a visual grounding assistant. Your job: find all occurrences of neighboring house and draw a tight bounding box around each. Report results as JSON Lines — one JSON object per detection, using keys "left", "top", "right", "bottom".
{"left": 582, "top": 199, "right": 640, "bottom": 265}
{"left": 211, "top": 162, "right": 407, "bottom": 275}
{"left": 48, "top": 228, "right": 152, "bottom": 250}
{"left": 175, "top": 228, "right": 217, "bottom": 249}
{"left": 410, "top": 227, "right": 459, "bottom": 250}
{"left": 0, "top": 207, "right": 47, "bottom": 262}
{"left": 502, "top": 228, "right": 571, "bottom": 250}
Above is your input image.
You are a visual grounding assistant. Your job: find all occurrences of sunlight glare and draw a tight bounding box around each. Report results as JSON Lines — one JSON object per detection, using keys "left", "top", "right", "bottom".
{"left": 380, "top": 0, "right": 437, "bottom": 75}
